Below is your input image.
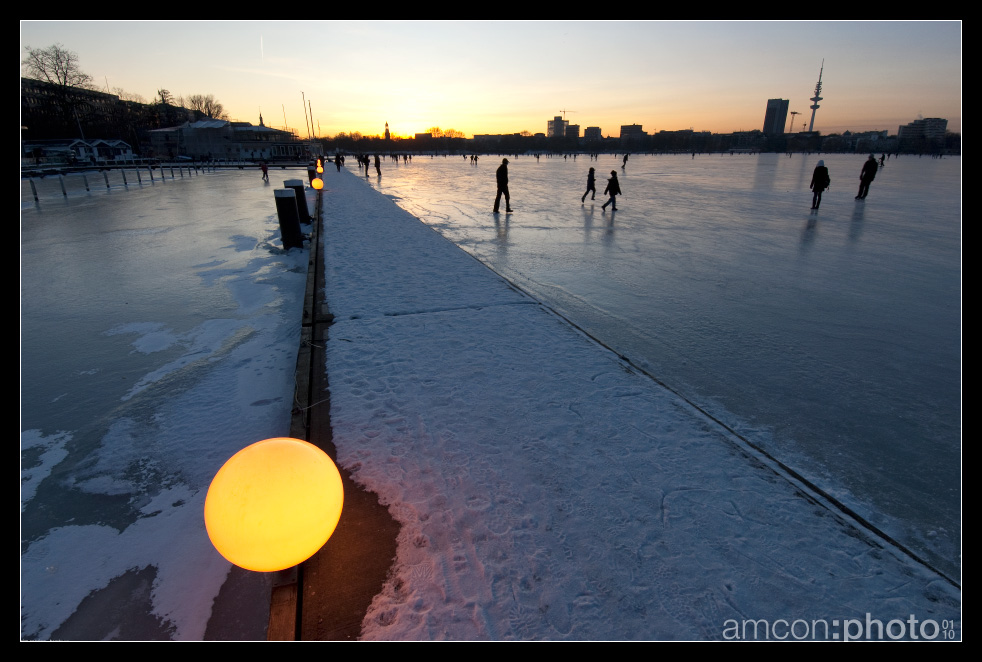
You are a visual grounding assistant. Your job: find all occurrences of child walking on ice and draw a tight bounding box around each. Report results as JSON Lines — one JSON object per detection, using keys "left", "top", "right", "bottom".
{"left": 582, "top": 167, "right": 596, "bottom": 202}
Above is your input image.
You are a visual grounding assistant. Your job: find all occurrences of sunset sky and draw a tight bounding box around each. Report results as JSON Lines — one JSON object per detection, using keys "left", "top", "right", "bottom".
{"left": 20, "top": 20, "right": 961, "bottom": 139}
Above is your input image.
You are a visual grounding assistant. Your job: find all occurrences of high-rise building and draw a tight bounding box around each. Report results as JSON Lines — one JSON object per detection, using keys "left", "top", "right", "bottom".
{"left": 763, "top": 99, "right": 789, "bottom": 135}
{"left": 898, "top": 117, "right": 948, "bottom": 150}
{"left": 547, "top": 115, "right": 568, "bottom": 138}
{"left": 619, "top": 124, "right": 645, "bottom": 138}
{"left": 584, "top": 127, "right": 602, "bottom": 141}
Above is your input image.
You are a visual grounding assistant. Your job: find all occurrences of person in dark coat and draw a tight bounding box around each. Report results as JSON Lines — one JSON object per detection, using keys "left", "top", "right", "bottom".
{"left": 856, "top": 154, "right": 878, "bottom": 199}
{"left": 494, "top": 158, "right": 513, "bottom": 213}
{"left": 601, "top": 170, "right": 621, "bottom": 211}
{"left": 810, "top": 160, "right": 831, "bottom": 209}
{"left": 581, "top": 167, "right": 597, "bottom": 202}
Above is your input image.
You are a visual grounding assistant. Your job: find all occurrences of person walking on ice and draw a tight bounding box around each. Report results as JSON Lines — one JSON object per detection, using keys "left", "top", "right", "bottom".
{"left": 810, "top": 160, "right": 830, "bottom": 210}
{"left": 581, "top": 167, "right": 597, "bottom": 202}
{"left": 602, "top": 170, "right": 621, "bottom": 211}
{"left": 856, "top": 153, "right": 878, "bottom": 200}
{"left": 493, "top": 158, "right": 513, "bottom": 213}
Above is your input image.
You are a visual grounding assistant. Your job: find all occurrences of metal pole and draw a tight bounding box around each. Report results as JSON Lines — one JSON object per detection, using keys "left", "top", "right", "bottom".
{"left": 301, "top": 91, "right": 311, "bottom": 140}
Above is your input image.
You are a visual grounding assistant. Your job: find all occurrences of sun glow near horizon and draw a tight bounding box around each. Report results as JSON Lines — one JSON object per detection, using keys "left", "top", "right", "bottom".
{"left": 21, "top": 21, "right": 961, "bottom": 140}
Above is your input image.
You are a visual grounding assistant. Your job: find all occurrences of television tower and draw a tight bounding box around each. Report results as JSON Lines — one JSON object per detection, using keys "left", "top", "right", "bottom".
{"left": 808, "top": 60, "right": 824, "bottom": 132}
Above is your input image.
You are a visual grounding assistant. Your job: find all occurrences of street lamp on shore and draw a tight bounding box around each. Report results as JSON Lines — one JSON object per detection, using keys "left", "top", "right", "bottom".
{"left": 204, "top": 437, "right": 343, "bottom": 572}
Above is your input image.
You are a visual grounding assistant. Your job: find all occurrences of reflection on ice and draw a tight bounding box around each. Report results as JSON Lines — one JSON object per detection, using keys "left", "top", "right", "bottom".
{"left": 366, "top": 153, "right": 961, "bottom": 580}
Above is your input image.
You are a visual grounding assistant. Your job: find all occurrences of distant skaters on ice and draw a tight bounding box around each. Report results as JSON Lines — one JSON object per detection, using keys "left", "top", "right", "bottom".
{"left": 260, "top": 160, "right": 269, "bottom": 182}
{"left": 581, "top": 167, "right": 597, "bottom": 203}
{"left": 809, "top": 160, "right": 831, "bottom": 210}
{"left": 622, "top": 154, "right": 629, "bottom": 168}
{"left": 856, "top": 154, "right": 878, "bottom": 200}
{"left": 493, "top": 158, "right": 513, "bottom": 213}
{"left": 601, "top": 170, "right": 621, "bottom": 211}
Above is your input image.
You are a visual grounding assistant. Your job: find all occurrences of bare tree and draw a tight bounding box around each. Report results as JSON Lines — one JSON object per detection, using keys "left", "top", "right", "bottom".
{"left": 187, "top": 94, "right": 228, "bottom": 120}
{"left": 22, "top": 44, "right": 96, "bottom": 138}
{"left": 443, "top": 128, "right": 465, "bottom": 139}
{"left": 426, "top": 126, "right": 443, "bottom": 138}
{"left": 112, "top": 87, "right": 146, "bottom": 104}
{"left": 22, "top": 43, "right": 94, "bottom": 89}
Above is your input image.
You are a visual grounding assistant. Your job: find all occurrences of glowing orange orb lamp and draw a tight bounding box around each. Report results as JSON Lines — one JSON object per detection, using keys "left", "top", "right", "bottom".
{"left": 311, "top": 177, "right": 324, "bottom": 190}
{"left": 204, "top": 437, "right": 343, "bottom": 572}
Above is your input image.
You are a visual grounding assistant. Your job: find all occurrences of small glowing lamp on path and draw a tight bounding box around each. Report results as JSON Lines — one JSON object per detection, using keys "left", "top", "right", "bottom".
{"left": 312, "top": 177, "right": 324, "bottom": 190}
{"left": 204, "top": 437, "right": 343, "bottom": 572}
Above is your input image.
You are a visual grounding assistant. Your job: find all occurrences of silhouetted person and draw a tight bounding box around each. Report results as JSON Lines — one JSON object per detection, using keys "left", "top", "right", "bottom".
{"left": 581, "top": 167, "right": 596, "bottom": 202}
{"left": 374, "top": 154, "right": 381, "bottom": 176}
{"left": 856, "top": 154, "right": 878, "bottom": 199}
{"left": 810, "top": 160, "right": 830, "bottom": 210}
{"left": 602, "top": 170, "right": 621, "bottom": 211}
{"left": 335, "top": 155, "right": 341, "bottom": 172}
{"left": 260, "top": 161, "right": 269, "bottom": 182}
{"left": 622, "top": 154, "right": 629, "bottom": 168}
{"left": 494, "top": 158, "right": 513, "bottom": 213}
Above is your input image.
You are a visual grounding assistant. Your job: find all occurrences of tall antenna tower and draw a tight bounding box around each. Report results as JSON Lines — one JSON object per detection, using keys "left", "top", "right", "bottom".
{"left": 808, "top": 60, "right": 824, "bottom": 132}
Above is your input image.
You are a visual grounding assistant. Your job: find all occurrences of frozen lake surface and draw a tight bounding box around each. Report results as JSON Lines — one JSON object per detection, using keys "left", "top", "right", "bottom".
{"left": 364, "top": 152, "right": 961, "bottom": 580}
{"left": 20, "top": 154, "right": 961, "bottom": 640}
{"left": 21, "top": 168, "right": 308, "bottom": 639}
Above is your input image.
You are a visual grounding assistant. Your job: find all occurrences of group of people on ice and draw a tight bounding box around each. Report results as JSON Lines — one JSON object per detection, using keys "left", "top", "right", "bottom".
{"left": 810, "top": 153, "right": 880, "bottom": 210}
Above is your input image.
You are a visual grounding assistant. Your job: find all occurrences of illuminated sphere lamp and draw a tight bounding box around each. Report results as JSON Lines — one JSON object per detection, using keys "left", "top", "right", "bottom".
{"left": 204, "top": 437, "right": 343, "bottom": 572}
{"left": 311, "top": 177, "right": 324, "bottom": 190}
{"left": 316, "top": 164, "right": 324, "bottom": 174}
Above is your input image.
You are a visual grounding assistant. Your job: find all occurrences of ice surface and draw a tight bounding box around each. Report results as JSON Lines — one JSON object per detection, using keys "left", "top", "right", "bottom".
{"left": 363, "top": 153, "right": 962, "bottom": 582}
{"left": 21, "top": 156, "right": 961, "bottom": 641}
{"left": 324, "top": 157, "right": 960, "bottom": 640}
{"left": 21, "top": 169, "right": 307, "bottom": 640}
